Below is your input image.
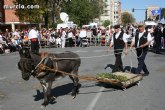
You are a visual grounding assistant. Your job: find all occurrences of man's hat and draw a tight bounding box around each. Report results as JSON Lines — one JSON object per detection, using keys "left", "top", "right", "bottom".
{"left": 138, "top": 23, "right": 145, "bottom": 28}
{"left": 113, "top": 24, "right": 120, "bottom": 29}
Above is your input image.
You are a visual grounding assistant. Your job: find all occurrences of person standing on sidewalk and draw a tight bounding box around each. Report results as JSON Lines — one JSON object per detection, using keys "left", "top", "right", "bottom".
{"left": 130, "top": 24, "right": 152, "bottom": 76}
{"left": 108, "top": 24, "right": 128, "bottom": 73}
{"left": 61, "top": 28, "right": 67, "bottom": 48}
{"left": 28, "top": 27, "right": 40, "bottom": 54}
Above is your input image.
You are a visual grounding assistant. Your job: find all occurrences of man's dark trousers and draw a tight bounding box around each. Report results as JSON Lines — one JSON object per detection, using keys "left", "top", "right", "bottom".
{"left": 155, "top": 37, "right": 161, "bottom": 53}
{"left": 112, "top": 50, "right": 124, "bottom": 73}
{"left": 30, "top": 40, "right": 39, "bottom": 54}
{"left": 135, "top": 50, "right": 149, "bottom": 75}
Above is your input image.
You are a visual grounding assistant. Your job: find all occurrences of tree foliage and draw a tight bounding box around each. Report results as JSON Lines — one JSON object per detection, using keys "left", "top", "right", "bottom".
{"left": 14, "top": 0, "right": 103, "bottom": 27}
{"left": 61, "top": 0, "right": 104, "bottom": 26}
{"left": 14, "top": 0, "right": 42, "bottom": 23}
{"left": 14, "top": 0, "right": 62, "bottom": 28}
{"left": 102, "top": 20, "right": 110, "bottom": 27}
{"left": 161, "top": 8, "right": 165, "bottom": 19}
{"left": 121, "top": 12, "right": 135, "bottom": 25}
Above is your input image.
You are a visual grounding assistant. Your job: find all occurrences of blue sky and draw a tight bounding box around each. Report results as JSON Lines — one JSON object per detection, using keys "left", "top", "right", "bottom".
{"left": 120, "top": 0, "right": 165, "bottom": 21}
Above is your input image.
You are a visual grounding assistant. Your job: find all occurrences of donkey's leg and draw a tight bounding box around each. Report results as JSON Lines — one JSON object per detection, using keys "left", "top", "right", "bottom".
{"left": 69, "top": 69, "right": 79, "bottom": 98}
{"left": 40, "top": 81, "right": 49, "bottom": 107}
{"left": 47, "top": 81, "right": 56, "bottom": 103}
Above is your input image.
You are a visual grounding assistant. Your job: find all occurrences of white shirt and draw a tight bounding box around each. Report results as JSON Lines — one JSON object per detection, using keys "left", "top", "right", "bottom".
{"left": 132, "top": 31, "right": 152, "bottom": 47}
{"left": 28, "top": 29, "right": 39, "bottom": 39}
{"left": 61, "top": 31, "right": 66, "bottom": 39}
{"left": 110, "top": 31, "right": 128, "bottom": 44}
{"left": 0, "top": 35, "right": 3, "bottom": 42}
{"left": 79, "top": 30, "right": 87, "bottom": 38}
{"left": 68, "top": 32, "right": 73, "bottom": 38}
{"left": 56, "top": 38, "right": 61, "bottom": 45}
{"left": 49, "top": 37, "right": 56, "bottom": 43}
{"left": 13, "top": 31, "right": 21, "bottom": 38}
{"left": 87, "top": 31, "right": 92, "bottom": 38}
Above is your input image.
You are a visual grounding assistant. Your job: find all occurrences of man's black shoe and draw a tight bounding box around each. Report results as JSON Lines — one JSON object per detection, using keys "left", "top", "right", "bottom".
{"left": 142, "top": 73, "right": 149, "bottom": 76}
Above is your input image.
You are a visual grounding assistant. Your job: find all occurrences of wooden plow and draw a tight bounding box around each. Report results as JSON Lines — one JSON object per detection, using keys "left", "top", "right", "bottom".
{"left": 38, "top": 64, "right": 143, "bottom": 90}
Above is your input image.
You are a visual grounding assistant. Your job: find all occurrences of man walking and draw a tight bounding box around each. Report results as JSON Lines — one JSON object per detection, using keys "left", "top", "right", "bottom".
{"left": 108, "top": 25, "right": 128, "bottom": 73}
{"left": 130, "top": 24, "right": 152, "bottom": 76}
{"left": 153, "top": 24, "right": 163, "bottom": 54}
{"left": 28, "top": 27, "right": 40, "bottom": 54}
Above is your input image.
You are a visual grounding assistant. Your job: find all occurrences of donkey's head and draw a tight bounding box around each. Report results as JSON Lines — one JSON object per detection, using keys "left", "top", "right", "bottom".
{"left": 17, "top": 47, "right": 41, "bottom": 80}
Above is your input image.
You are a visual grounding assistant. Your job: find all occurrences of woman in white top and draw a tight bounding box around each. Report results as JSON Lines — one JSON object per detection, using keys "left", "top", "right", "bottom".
{"left": 67, "top": 29, "right": 74, "bottom": 47}
{"left": 61, "top": 28, "right": 66, "bottom": 48}
{"left": 79, "top": 28, "right": 87, "bottom": 47}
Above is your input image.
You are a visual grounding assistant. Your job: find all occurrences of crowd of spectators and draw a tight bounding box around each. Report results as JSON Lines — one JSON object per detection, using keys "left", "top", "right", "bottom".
{"left": 0, "top": 23, "right": 165, "bottom": 54}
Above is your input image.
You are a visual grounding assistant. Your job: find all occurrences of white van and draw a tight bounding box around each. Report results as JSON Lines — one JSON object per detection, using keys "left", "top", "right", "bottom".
{"left": 56, "top": 23, "right": 77, "bottom": 30}
{"left": 89, "top": 22, "right": 98, "bottom": 28}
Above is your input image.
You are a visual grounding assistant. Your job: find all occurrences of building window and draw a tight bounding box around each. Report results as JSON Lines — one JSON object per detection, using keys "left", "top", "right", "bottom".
{"left": 104, "top": 10, "right": 108, "bottom": 15}
{"left": 104, "top": 5, "right": 107, "bottom": 8}
{"left": 114, "top": 11, "right": 118, "bottom": 14}
{"left": 114, "top": 16, "right": 118, "bottom": 19}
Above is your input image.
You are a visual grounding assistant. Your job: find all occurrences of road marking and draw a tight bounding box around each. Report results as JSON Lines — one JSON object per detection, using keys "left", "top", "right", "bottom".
{"left": 94, "top": 50, "right": 106, "bottom": 52}
{"left": 86, "top": 87, "right": 104, "bottom": 110}
{"left": 0, "top": 76, "right": 6, "bottom": 81}
{"left": 75, "top": 50, "right": 88, "bottom": 53}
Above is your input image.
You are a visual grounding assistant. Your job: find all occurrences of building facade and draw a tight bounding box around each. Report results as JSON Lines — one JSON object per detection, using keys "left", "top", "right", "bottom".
{"left": 0, "top": 0, "right": 5, "bottom": 23}
{"left": 99, "top": 0, "right": 111, "bottom": 24}
{"left": 99, "top": 0, "right": 121, "bottom": 25}
{"left": 0, "top": 0, "right": 39, "bottom": 31}
{"left": 0, "top": 0, "right": 20, "bottom": 31}
{"left": 111, "top": 0, "right": 121, "bottom": 25}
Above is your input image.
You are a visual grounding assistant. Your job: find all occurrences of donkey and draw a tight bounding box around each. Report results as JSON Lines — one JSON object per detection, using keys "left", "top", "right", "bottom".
{"left": 17, "top": 47, "right": 81, "bottom": 107}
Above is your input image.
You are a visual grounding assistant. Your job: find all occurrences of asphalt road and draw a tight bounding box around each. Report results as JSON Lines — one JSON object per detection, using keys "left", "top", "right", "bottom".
{"left": 0, "top": 46, "right": 165, "bottom": 110}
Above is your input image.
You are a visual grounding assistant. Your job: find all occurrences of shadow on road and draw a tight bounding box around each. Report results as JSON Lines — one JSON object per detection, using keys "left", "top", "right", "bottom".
{"left": 149, "top": 48, "right": 165, "bottom": 55}
{"left": 33, "top": 82, "right": 118, "bottom": 103}
{"left": 33, "top": 83, "right": 81, "bottom": 102}
{"left": 104, "top": 64, "right": 137, "bottom": 74}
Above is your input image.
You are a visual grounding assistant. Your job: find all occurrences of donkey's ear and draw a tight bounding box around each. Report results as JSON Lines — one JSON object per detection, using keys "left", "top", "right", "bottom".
{"left": 18, "top": 46, "right": 24, "bottom": 57}
{"left": 24, "top": 47, "right": 31, "bottom": 58}
{"left": 19, "top": 46, "right": 30, "bottom": 57}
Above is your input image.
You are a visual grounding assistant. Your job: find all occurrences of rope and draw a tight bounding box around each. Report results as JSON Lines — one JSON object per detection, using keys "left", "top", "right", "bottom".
{"left": 31, "top": 57, "right": 46, "bottom": 75}
{"left": 36, "top": 48, "right": 145, "bottom": 84}
{"left": 48, "top": 49, "right": 131, "bottom": 60}
{"left": 43, "top": 47, "right": 144, "bottom": 60}
{"left": 37, "top": 64, "right": 120, "bottom": 84}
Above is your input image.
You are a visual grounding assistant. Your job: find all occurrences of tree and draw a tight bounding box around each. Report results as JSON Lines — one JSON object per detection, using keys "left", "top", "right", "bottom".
{"left": 14, "top": 0, "right": 103, "bottom": 28}
{"left": 161, "top": 8, "right": 165, "bottom": 19}
{"left": 61, "top": 0, "right": 104, "bottom": 26}
{"left": 14, "top": 0, "right": 63, "bottom": 28}
{"left": 14, "top": 0, "right": 39, "bottom": 22}
{"left": 121, "top": 12, "right": 135, "bottom": 25}
{"left": 103, "top": 20, "right": 111, "bottom": 27}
